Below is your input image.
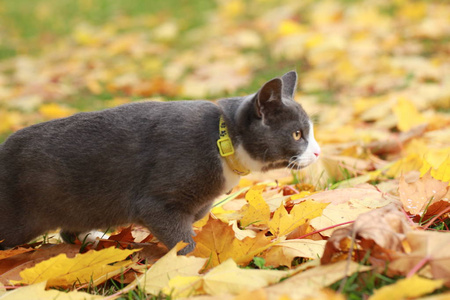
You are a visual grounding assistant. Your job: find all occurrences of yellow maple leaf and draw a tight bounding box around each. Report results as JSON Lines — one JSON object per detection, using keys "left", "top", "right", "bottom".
{"left": 136, "top": 243, "right": 207, "bottom": 295}
{"left": 202, "top": 259, "right": 290, "bottom": 296}
{"left": 385, "top": 153, "right": 424, "bottom": 178}
{"left": 368, "top": 275, "right": 443, "bottom": 300}
{"left": 14, "top": 247, "right": 139, "bottom": 287}
{"left": 240, "top": 185, "right": 270, "bottom": 228}
{"left": 164, "top": 275, "right": 204, "bottom": 298}
{"left": 392, "top": 97, "right": 427, "bottom": 132}
{"left": 269, "top": 200, "right": 329, "bottom": 238}
{"left": 421, "top": 156, "right": 450, "bottom": 184}
{"left": 0, "top": 281, "right": 102, "bottom": 300}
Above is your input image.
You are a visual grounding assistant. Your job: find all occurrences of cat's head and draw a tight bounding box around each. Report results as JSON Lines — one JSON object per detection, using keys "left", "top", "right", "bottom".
{"left": 236, "top": 71, "right": 320, "bottom": 172}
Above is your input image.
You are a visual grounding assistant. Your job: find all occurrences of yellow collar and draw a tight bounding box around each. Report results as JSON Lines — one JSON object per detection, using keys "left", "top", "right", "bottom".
{"left": 217, "top": 115, "right": 250, "bottom": 176}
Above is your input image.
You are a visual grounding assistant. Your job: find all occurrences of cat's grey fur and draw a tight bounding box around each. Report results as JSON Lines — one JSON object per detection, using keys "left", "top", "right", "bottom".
{"left": 0, "top": 71, "right": 320, "bottom": 254}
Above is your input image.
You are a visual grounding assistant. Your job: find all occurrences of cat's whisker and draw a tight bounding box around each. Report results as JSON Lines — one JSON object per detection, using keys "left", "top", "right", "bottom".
{"left": 263, "top": 148, "right": 269, "bottom": 165}
{"left": 287, "top": 156, "right": 297, "bottom": 172}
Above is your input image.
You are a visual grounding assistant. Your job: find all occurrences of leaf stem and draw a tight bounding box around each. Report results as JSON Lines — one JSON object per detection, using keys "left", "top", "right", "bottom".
{"left": 295, "top": 220, "right": 354, "bottom": 240}
{"left": 407, "top": 256, "right": 430, "bottom": 277}
{"left": 422, "top": 206, "right": 450, "bottom": 230}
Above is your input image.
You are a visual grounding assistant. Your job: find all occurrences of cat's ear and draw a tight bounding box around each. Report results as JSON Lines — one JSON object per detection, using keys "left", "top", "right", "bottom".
{"left": 255, "top": 78, "right": 283, "bottom": 121}
{"left": 281, "top": 70, "right": 298, "bottom": 99}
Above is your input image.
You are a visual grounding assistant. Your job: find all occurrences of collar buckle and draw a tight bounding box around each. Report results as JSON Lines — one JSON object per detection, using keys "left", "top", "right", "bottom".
{"left": 217, "top": 137, "right": 235, "bottom": 157}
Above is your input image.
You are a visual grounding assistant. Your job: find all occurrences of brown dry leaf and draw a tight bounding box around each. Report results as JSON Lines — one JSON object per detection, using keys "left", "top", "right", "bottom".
{"left": 366, "top": 124, "right": 427, "bottom": 156}
{"left": 191, "top": 218, "right": 273, "bottom": 269}
{"left": 297, "top": 186, "right": 394, "bottom": 206}
{"left": 263, "top": 239, "right": 326, "bottom": 268}
{"left": 93, "top": 225, "right": 137, "bottom": 249}
{"left": 307, "top": 187, "right": 394, "bottom": 237}
{"left": 0, "top": 247, "right": 35, "bottom": 260}
{"left": 320, "top": 154, "right": 374, "bottom": 183}
{"left": 389, "top": 231, "right": 450, "bottom": 284}
{"left": 132, "top": 242, "right": 168, "bottom": 264}
{"left": 399, "top": 171, "right": 450, "bottom": 216}
{"left": 321, "top": 203, "right": 413, "bottom": 265}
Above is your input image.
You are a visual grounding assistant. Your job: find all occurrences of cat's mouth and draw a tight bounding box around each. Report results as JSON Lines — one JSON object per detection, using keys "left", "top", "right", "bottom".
{"left": 261, "top": 160, "right": 291, "bottom": 172}
{"left": 261, "top": 156, "right": 318, "bottom": 172}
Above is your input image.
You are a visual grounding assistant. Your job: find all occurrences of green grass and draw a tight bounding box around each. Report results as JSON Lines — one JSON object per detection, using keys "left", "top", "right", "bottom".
{"left": 330, "top": 269, "right": 402, "bottom": 299}
{"left": 0, "top": 0, "right": 216, "bottom": 59}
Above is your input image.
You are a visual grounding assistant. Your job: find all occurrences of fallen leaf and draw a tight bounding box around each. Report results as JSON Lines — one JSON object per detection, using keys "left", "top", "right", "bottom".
{"left": 0, "top": 244, "right": 81, "bottom": 284}
{"left": 0, "top": 248, "right": 35, "bottom": 260}
{"left": 309, "top": 193, "right": 393, "bottom": 237}
{"left": 192, "top": 218, "right": 273, "bottom": 269}
{"left": 368, "top": 275, "right": 444, "bottom": 300}
{"left": 202, "top": 259, "right": 290, "bottom": 296}
{"left": 385, "top": 153, "right": 425, "bottom": 178}
{"left": 12, "top": 247, "right": 139, "bottom": 287}
{"left": 418, "top": 292, "right": 450, "bottom": 300}
{"left": 164, "top": 275, "right": 204, "bottom": 298}
{"left": 263, "top": 239, "right": 326, "bottom": 268}
{"left": 304, "top": 289, "right": 346, "bottom": 300}
{"left": 392, "top": 97, "right": 427, "bottom": 132}
{"left": 389, "top": 231, "right": 450, "bottom": 284}
{"left": 269, "top": 200, "right": 328, "bottom": 238}
{"left": 399, "top": 171, "right": 450, "bottom": 216}
{"left": 264, "top": 260, "right": 371, "bottom": 300}
{"left": 297, "top": 186, "right": 394, "bottom": 206}
{"left": 240, "top": 185, "right": 270, "bottom": 228}
{"left": 421, "top": 156, "right": 450, "bottom": 184}
{"left": 321, "top": 203, "right": 413, "bottom": 265}
{"left": 135, "top": 243, "right": 207, "bottom": 295}
{"left": 0, "top": 281, "right": 104, "bottom": 300}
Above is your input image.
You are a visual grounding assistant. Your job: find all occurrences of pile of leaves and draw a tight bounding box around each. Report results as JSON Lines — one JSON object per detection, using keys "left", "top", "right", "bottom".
{"left": 0, "top": 0, "right": 449, "bottom": 299}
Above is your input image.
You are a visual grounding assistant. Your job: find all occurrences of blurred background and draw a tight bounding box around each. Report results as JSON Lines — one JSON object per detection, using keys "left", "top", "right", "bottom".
{"left": 0, "top": 0, "right": 449, "bottom": 185}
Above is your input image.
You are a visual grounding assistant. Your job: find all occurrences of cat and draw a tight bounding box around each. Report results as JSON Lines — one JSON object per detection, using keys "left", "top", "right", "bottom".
{"left": 0, "top": 71, "right": 320, "bottom": 254}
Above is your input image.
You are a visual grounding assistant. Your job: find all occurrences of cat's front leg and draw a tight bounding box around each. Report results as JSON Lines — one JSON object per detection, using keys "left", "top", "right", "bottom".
{"left": 194, "top": 202, "right": 212, "bottom": 222}
{"left": 140, "top": 205, "right": 196, "bottom": 255}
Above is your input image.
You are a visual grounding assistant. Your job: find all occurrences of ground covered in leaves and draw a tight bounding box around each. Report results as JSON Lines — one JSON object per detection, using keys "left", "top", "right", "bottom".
{"left": 0, "top": 0, "right": 449, "bottom": 299}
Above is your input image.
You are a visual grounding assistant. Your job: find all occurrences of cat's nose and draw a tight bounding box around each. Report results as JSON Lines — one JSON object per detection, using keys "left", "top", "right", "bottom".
{"left": 313, "top": 148, "right": 321, "bottom": 157}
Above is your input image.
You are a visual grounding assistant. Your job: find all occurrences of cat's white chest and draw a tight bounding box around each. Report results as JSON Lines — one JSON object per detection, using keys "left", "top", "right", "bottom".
{"left": 220, "top": 159, "right": 241, "bottom": 193}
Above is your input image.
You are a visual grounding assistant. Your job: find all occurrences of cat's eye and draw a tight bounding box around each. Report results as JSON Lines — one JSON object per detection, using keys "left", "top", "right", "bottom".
{"left": 293, "top": 130, "right": 301, "bottom": 141}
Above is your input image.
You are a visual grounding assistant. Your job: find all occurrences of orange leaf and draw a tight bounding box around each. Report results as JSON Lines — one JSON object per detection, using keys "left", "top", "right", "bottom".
{"left": 191, "top": 218, "right": 272, "bottom": 269}
{"left": 399, "top": 171, "right": 450, "bottom": 216}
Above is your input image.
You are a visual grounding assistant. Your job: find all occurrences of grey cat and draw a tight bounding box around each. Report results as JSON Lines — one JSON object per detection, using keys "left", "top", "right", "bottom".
{"left": 0, "top": 71, "right": 320, "bottom": 254}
